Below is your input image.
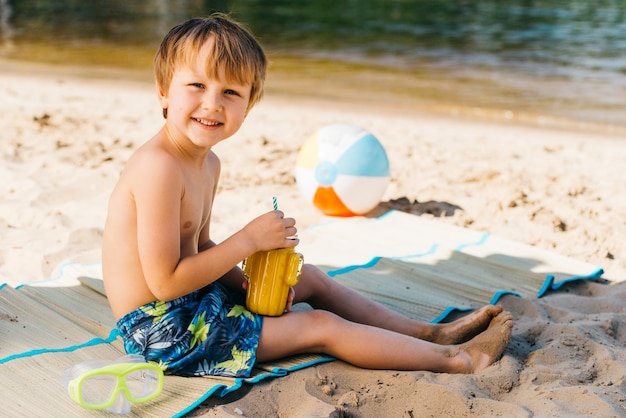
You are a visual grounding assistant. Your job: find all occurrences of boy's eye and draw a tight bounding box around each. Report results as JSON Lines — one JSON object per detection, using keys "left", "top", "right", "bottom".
{"left": 224, "top": 89, "right": 239, "bottom": 96}
{"left": 191, "top": 83, "right": 205, "bottom": 89}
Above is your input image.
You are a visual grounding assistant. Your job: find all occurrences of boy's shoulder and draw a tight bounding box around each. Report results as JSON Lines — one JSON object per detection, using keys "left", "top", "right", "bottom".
{"left": 127, "top": 139, "right": 180, "bottom": 172}
{"left": 120, "top": 137, "right": 185, "bottom": 187}
{"left": 123, "top": 135, "right": 221, "bottom": 186}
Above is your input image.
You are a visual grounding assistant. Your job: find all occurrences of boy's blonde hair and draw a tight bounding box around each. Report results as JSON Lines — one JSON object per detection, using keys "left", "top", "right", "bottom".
{"left": 154, "top": 14, "right": 267, "bottom": 117}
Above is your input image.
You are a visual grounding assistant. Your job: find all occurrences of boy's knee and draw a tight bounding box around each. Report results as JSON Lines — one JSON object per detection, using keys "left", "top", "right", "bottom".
{"left": 306, "top": 309, "right": 341, "bottom": 329}
{"left": 300, "top": 264, "right": 332, "bottom": 293}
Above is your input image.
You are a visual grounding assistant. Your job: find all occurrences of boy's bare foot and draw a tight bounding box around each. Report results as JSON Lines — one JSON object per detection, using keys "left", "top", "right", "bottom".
{"left": 459, "top": 311, "right": 513, "bottom": 373}
{"left": 428, "top": 305, "right": 503, "bottom": 345}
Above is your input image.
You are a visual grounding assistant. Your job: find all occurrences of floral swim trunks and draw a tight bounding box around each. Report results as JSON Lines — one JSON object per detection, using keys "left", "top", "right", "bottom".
{"left": 116, "top": 283, "right": 263, "bottom": 378}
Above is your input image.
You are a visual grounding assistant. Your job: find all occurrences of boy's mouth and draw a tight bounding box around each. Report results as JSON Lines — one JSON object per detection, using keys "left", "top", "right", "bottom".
{"left": 193, "top": 117, "right": 221, "bottom": 126}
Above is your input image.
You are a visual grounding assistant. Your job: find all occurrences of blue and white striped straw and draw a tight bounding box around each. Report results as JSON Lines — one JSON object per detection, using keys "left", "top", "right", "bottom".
{"left": 272, "top": 196, "right": 278, "bottom": 210}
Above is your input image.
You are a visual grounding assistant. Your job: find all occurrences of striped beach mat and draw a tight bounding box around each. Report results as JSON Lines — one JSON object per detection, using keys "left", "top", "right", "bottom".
{"left": 0, "top": 210, "right": 604, "bottom": 416}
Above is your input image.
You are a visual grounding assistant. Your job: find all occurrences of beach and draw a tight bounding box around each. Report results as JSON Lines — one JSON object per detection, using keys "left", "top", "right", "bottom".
{"left": 1, "top": 63, "right": 625, "bottom": 417}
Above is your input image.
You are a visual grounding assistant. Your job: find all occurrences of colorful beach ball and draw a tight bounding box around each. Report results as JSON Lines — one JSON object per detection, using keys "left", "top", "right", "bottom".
{"left": 295, "top": 124, "right": 390, "bottom": 217}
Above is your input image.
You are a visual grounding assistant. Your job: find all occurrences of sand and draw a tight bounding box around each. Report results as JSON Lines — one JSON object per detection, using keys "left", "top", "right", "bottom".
{"left": 1, "top": 62, "right": 625, "bottom": 417}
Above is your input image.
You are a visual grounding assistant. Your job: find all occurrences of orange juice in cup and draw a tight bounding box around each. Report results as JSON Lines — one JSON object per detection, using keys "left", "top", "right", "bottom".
{"left": 242, "top": 247, "right": 304, "bottom": 316}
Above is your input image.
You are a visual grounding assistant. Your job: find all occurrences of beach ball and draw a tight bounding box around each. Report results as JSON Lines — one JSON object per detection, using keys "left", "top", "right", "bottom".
{"left": 295, "top": 124, "right": 390, "bottom": 217}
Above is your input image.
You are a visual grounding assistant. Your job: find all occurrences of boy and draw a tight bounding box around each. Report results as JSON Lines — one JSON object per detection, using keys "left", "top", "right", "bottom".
{"left": 102, "top": 14, "right": 512, "bottom": 378}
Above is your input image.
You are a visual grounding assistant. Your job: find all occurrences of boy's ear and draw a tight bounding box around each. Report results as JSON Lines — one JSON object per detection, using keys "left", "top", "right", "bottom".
{"left": 156, "top": 84, "right": 169, "bottom": 119}
{"left": 156, "top": 84, "right": 168, "bottom": 109}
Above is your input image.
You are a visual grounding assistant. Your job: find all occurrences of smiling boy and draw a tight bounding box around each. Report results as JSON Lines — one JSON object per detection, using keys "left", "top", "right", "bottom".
{"left": 102, "top": 14, "right": 512, "bottom": 378}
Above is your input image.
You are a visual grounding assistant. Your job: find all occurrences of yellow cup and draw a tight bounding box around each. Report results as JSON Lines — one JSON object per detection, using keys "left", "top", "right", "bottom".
{"left": 242, "top": 247, "right": 304, "bottom": 316}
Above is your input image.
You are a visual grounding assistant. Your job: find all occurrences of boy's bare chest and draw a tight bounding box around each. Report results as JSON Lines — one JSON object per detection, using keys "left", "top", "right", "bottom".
{"left": 180, "top": 171, "right": 215, "bottom": 237}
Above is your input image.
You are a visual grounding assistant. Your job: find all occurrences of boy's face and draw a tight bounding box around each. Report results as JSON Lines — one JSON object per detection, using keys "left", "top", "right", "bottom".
{"left": 158, "top": 41, "right": 252, "bottom": 149}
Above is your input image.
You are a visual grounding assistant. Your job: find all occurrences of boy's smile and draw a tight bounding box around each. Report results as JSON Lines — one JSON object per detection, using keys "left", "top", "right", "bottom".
{"left": 193, "top": 117, "right": 222, "bottom": 127}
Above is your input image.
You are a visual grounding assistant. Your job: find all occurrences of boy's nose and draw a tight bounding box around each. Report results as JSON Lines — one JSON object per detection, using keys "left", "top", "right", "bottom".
{"left": 202, "top": 92, "right": 223, "bottom": 112}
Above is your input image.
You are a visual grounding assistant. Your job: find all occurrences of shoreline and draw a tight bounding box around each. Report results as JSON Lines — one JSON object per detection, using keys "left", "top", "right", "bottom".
{"left": 2, "top": 57, "right": 625, "bottom": 137}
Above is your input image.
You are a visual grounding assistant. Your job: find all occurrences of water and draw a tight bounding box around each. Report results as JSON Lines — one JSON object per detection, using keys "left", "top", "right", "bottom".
{"left": 1, "top": 0, "right": 625, "bottom": 132}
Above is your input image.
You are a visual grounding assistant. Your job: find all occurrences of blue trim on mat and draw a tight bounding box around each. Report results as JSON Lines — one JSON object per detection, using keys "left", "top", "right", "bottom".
{"left": 172, "top": 356, "right": 336, "bottom": 418}
{"left": 388, "top": 244, "right": 439, "bottom": 261}
{"left": 537, "top": 267, "right": 604, "bottom": 298}
{"left": 248, "top": 356, "right": 336, "bottom": 383}
{"left": 327, "top": 257, "right": 382, "bottom": 277}
{"left": 375, "top": 209, "right": 397, "bottom": 220}
{"left": 431, "top": 306, "right": 474, "bottom": 324}
{"left": 172, "top": 384, "right": 237, "bottom": 418}
{"left": 432, "top": 291, "right": 524, "bottom": 323}
{"left": 326, "top": 244, "right": 439, "bottom": 277}
{"left": 455, "top": 232, "right": 490, "bottom": 251}
{"left": 490, "top": 290, "right": 522, "bottom": 305}
{"left": 14, "top": 260, "right": 102, "bottom": 289}
{"left": 0, "top": 328, "right": 119, "bottom": 365}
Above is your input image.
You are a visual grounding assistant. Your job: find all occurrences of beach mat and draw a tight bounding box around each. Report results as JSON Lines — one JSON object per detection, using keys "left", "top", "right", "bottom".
{"left": 297, "top": 210, "right": 603, "bottom": 321}
{"left": 0, "top": 210, "right": 604, "bottom": 416}
{"left": 0, "top": 277, "right": 333, "bottom": 417}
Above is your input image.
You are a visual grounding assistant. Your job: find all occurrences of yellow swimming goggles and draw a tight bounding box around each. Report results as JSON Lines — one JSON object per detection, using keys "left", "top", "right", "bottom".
{"left": 64, "top": 355, "right": 163, "bottom": 413}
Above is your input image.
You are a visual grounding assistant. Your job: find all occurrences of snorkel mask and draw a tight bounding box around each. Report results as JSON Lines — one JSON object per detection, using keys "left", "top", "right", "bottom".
{"left": 63, "top": 355, "right": 163, "bottom": 414}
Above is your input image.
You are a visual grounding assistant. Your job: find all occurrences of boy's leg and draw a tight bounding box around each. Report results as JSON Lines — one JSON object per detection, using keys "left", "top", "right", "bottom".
{"left": 293, "top": 264, "right": 502, "bottom": 344}
{"left": 255, "top": 308, "right": 513, "bottom": 373}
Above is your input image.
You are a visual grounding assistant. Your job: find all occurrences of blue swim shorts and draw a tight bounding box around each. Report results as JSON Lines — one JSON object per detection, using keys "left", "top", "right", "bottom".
{"left": 116, "top": 283, "right": 263, "bottom": 377}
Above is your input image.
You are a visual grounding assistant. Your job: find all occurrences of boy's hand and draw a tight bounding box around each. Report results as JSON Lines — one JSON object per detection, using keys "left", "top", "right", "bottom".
{"left": 243, "top": 210, "right": 299, "bottom": 252}
{"left": 285, "top": 286, "right": 295, "bottom": 312}
{"left": 240, "top": 276, "right": 295, "bottom": 314}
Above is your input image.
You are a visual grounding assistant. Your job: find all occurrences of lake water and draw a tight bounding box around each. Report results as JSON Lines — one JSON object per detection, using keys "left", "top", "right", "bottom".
{"left": 1, "top": 0, "right": 625, "bottom": 132}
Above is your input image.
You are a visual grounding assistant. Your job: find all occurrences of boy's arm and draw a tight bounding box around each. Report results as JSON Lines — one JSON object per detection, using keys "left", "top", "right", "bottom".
{"left": 151, "top": 213, "right": 296, "bottom": 300}
{"left": 131, "top": 150, "right": 297, "bottom": 301}
{"left": 199, "top": 239, "right": 247, "bottom": 293}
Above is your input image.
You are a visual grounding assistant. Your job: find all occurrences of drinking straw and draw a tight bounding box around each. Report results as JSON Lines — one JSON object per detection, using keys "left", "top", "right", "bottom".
{"left": 272, "top": 196, "right": 278, "bottom": 210}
